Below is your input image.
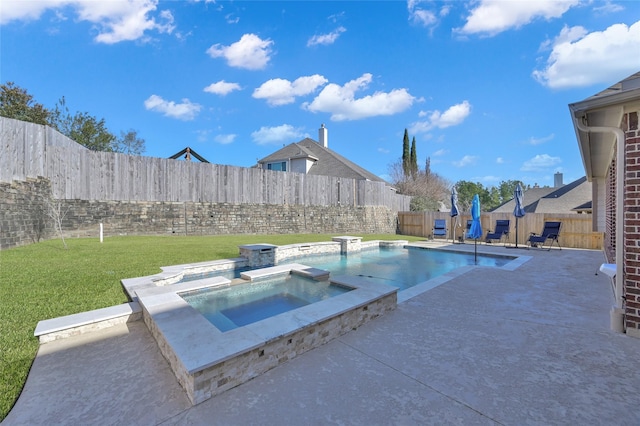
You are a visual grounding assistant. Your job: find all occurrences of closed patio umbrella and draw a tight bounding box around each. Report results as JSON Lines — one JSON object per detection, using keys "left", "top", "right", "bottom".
{"left": 468, "top": 194, "right": 483, "bottom": 264}
{"left": 450, "top": 186, "right": 459, "bottom": 243}
{"left": 513, "top": 183, "right": 526, "bottom": 248}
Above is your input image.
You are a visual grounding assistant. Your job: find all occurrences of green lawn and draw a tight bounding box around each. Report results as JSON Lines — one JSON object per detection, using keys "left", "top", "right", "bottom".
{"left": 0, "top": 233, "right": 423, "bottom": 420}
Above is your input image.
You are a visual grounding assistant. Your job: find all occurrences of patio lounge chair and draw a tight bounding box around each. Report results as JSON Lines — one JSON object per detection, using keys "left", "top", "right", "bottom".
{"left": 485, "top": 219, "right": 510, "bottom": 245}
{"left": 527, "top": 221, "right": 562, "bottom": 250}
{"left": 433, "top": 219, "right": 447, "bottom": 239}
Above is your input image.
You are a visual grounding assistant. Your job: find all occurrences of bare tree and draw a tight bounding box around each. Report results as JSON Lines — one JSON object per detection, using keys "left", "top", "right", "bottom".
{"left": 388, "top": 159, "right": 450, "bottom": 211}
{"left": 42, "top": 196, "right": 70, "bottom": 249}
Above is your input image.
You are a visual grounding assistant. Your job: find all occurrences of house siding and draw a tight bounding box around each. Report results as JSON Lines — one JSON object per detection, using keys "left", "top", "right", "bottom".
{"left": 624, "top": 111, "right": 640, "bottom": 335}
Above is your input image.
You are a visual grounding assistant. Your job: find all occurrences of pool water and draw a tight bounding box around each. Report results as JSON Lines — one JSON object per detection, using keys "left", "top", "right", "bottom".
{"left": 294, "top": 247, "right": 510, "bottom": 291}
{"left": 181, "top": 274, "right": 351, "bottom": 332}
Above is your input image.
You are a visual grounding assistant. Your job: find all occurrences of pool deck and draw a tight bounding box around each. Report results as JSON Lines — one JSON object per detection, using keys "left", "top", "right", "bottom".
{"left": 5, "top": 242, "right": 640, "bottom": 425}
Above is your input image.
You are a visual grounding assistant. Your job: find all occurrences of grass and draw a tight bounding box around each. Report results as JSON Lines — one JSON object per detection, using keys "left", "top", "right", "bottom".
{"left": 0, "top": 233, "right": 424, "bottom": 420}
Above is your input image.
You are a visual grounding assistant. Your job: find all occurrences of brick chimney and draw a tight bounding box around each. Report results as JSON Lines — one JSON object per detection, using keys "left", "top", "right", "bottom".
{"left": 554, "top": 172, "right": 563, "bottom": 187}
{"left": 319, "top": 124, "right": 328, "bottom": 148}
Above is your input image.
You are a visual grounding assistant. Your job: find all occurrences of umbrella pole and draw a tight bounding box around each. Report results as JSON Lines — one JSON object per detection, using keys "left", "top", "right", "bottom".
{"left": 515, "top": 217, "right": 519, "bottom": 248}
{"left": 474, "top": 239, "right": 477, "bottom": 264}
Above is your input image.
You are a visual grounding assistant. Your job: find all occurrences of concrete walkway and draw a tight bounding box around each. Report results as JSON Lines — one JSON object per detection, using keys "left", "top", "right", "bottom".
{"left": 4, "top": 244, "right": 640, "bottom": 425}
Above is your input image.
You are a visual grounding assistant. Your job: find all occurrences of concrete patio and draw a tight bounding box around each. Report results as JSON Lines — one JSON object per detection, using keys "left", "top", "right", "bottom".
{"left": 4, "top": 243, "right": 640, "bottom": 425}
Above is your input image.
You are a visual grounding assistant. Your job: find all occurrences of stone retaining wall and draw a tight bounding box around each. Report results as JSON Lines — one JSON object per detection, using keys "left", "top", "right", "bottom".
{"left": 58, "top": 200, "right": 398, "bottom": 238}
{"left": 0, "top": 177, "right": 53, "bottom": 249}
{"left": 1, "top": 178, "right": 399, "bottom": 249}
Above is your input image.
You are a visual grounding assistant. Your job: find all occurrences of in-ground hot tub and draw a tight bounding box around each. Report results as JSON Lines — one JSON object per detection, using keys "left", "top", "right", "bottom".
{"left": 181, "top": 273, "right": 353, "bottom": 332}
{"left": 133, "top": 263, "right": 397, "bottom": 405}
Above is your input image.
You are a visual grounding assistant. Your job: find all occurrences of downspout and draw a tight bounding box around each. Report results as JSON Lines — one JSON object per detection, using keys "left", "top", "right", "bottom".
{"left": 575, "top": 118, "right": 625, "bottom": 332}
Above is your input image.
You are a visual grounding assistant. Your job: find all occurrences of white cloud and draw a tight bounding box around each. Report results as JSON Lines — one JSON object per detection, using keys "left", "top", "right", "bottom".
{"left": 409, "top": 100, "right": 471, "bottom": 134}
{"left": 1, "top": 0, "right": 175, "bottom": 43}
{"left": 407, "top": 0, "right": 449, "bottom": 28}
{"left": 214, "top": 134, "right": 236, "bottom": 145}
{"left": 496, "top": 157, "right": 504, "bottom": 164}
{"left": 204, "top": 80, "right": 241, "bottom": 96}
{"left": 207, "top": 33, "right": 274, "bottom": 70}
{"left": 433, "top": 148, "right": 448, "bottom": 156}
{"left": 307, "top": 26, "right": 346, "bottom": 47}
{"left": 377, "top": 147, "right": 390, "bottom": 154}
{"left": 526, "top": 133, "right": 555, "bottom": 145}
{"left": 144, "top": 94, "right": 201, "bottom": 121}
{"left": 225, "top": 13, "right": 239, "bottom": 24}
{"left": 453, "top": 155, "right": 478, "bottom": 167}
{"left": 0, "top": 0, "right": 66, "bottom": 24}
{"left": 253, "top": 75, "right": 328, "bottom": 106}
{"left": 456, "top": 0, "right": 579, "bottom": 36}
{"left": 302, "top": 73, "right": 415, "bottom": 121}
{"left": 533, "top": 21, "right": 640, "bottom": 89}
{"left": 521, "top": 154, "right": 561, "bottom": 172}
{"left": 251, "top": 124, "right": 307, "bottom": 145}
{"left": 594, "top": 1, "right": 625, "bottom": 15}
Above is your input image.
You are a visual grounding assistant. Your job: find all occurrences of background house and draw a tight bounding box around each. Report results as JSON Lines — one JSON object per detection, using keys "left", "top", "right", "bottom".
{"left": 257, "top": 124, "right": 388, "bottom": 184}
{"left": 569, "top": 71, "right": 640, "bottom": 337}
{"left": 491, "top": 174, "right": 592, "bottom": 214}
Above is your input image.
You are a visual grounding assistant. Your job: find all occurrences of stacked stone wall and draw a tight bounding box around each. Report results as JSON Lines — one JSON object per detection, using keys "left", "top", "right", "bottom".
{"left": 0, "top": 177, "right": 54, "bottom": 249}
{"left": 58, "top": 200, "right": 397, "bottom": 238}
{"left": 1, "top": 178, "right": 398, "bottom": 249}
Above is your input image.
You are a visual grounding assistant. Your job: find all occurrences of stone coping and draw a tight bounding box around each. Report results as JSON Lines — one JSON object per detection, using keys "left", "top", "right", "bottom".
{"left": 34, "top": 302, "right": 142, "bottom": 343}
{"left": 138, "top": 267, "right": 397, "bottom": 375}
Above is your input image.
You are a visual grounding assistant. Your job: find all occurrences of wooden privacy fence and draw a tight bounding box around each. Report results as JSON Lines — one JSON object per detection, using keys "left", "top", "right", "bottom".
{"left": 0, "top": 117, "right": 410, "bottom": 210}
{"left": 398, "top": 211, "right": 603, "bottom": 250}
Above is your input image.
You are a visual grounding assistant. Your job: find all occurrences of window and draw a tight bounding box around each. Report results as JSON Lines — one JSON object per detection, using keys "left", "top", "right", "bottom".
{"left": 267, "top": 162, "right": 287, "bottom": 171}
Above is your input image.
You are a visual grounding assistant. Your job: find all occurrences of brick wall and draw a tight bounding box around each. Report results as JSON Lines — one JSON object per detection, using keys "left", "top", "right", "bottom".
{"left": 0, "top": 177, "right": 54, "bottom": 249}
{"left": 0, "top": 178, "right": 398, "bottom": 250}
{"left": 624, "top": 111, "right": 640, "bottom": 334}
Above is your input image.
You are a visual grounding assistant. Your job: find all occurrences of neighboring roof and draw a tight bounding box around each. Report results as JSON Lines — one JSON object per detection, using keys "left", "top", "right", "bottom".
{"left": 491, "top": 177, "right": 591, "bottom": 214}
{"left": 573, "top": 201, "right": 592, "bottom": 212}
{"left": 257, "top": 138, "right": 387, "bottom": 183}
{"left": 569, "top": 71, "right": 640, "bottom": 179}
{"left": 169, "top": 147, "right": 210, "bottom": 163}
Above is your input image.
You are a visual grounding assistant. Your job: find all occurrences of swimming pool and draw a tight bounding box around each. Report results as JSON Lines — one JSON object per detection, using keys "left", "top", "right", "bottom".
{"left": 181, "top": 274, "right": 352, "bottom": 332}
{"left": 290, "top": 247, "right": 510, "bottom": 290}
{"left": 174, "top": 246, "right": 512, "bottom": 290}
{"left": 122, "top": 238, "right": 527, "bottom": 406}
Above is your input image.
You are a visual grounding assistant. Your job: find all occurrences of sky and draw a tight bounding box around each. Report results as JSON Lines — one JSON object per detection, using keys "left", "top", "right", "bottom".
{"left": 2, "top": 0, "right": 640, "bottom": 188}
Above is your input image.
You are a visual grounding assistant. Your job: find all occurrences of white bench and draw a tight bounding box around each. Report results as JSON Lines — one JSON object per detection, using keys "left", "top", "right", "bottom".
{"left": 34, "top": 302, "right": 142, "bottom": 343}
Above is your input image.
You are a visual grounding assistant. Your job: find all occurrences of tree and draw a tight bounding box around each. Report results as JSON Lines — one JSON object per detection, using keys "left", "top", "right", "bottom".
{"left": 389, "top": 159, "right": 451, "bottom": 211}
{"left": 402, "top": 128, "right": 410, "bottom": 177}
{"left": 454, "top": 180, "right": 487, "bottom": 212}
{"left": 410, "top": 136, "right": 418, "bottom": 178}
{"left": 51, "top": 97, "right": 116, "bottom": 151}
{"left": 497, "top": 180, "right": 529, "bottom": 205}
{"left": 115, "top": 129, "right": 146, "bottom": 155}
{"left": 0, "top": 82, "right": 50, "bottom": 125}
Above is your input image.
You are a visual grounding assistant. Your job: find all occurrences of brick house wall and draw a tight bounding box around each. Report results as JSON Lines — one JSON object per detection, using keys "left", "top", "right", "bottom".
{"left": 605, "top": 156, "right": 616, "bottom": 263}
{"left": 624, "top": 111, "right": 640, "bottom": 336}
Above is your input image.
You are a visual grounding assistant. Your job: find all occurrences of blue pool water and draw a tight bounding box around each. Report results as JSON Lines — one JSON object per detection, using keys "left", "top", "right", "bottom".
{"left": 181, "top": 274, "right": 351, "bottom": 332}
{"left": 290, "top": 247, "right": 511, "bottom": 291}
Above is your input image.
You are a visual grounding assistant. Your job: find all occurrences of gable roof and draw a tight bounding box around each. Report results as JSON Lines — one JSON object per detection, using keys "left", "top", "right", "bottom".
{"left": 168, "top": 147, "right": 210, "bottom": 163}
{"left": 258, "top": 138, "right": 387, "bottom": 183}
{"left": 491, "top": 176, "right": 591, "bottom": 214}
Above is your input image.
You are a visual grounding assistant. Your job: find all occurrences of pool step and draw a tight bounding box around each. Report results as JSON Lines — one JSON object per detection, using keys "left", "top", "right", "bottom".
{"left": 240, "top": 263, "right": 330, "bottom": 281}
